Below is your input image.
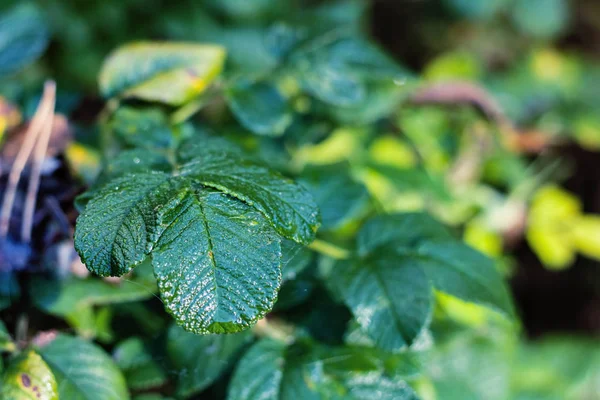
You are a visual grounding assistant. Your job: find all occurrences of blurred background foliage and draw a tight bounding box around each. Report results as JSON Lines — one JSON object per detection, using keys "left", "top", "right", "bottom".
{"left": 0, "top": 0, "right": 599, "bottom": 399}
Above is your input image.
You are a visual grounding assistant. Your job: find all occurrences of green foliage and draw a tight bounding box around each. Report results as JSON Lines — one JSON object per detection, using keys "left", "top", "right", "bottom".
{"left": 37, "top": 334, "right": 129, "bottom": 400}
{"left": 1, "top": 0, "right": 598, "bottom": 399}
{"left": 1, "top": 350, "right": 58, "bottom": 400}
{"left": 0, "top": 3, "right": 49, "bottom": 75}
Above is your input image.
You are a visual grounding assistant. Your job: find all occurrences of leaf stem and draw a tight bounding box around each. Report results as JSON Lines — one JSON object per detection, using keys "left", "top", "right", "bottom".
{"left": 308, "top": 239, "right": 351, "bottom": 260}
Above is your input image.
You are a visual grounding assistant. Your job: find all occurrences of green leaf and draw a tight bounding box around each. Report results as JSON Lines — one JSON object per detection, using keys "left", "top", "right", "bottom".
{"left": 357, "top": 213, "right": 452, "bottom": 256}
{"left": 300, "top": 165, "right": 370, "bottom": 231}
{"left": 38, "top": 334, "right": 129, "bottom": 400}
{"left": 334, "top": 249, "right": 433, "bottom": 351}
{"left": 99, "top": 42, "right": 226, "bottom": 105}
{"left": 152, "top": 185, "right": 282, "bottom": 334}
{"left": 1, "top": 350, "right": 58, "bottom": 400}
{"left": 167, "top": 324, "right": 250, "bottom": 397}
{"left": 32, "top": 275, "right": 156, "bottom": 318}
{"left": 226, "top": 78, "right": 293, "bottom": 136}
{"left": 110, "top": 106, "right": 174, "bottom": 149}
{"left": 74, "top": 171, "right": 171, "bottom": 277}
{"left": 180, "top": 145, "right": 320, "bottom": 244}
{"left": 0, "top": 4, "right": 49, "bottom": 75}
{"left": 75, "top": 138, "right": 320, "bottom": 333}
{"left": 228, "top": 339, "right": 419, "bottom": 400}
{"left": 113, "top": 338, "right": 167, "bottom": 391}
{"left": 416, "top": 240, "right": 514, "bottom": 317}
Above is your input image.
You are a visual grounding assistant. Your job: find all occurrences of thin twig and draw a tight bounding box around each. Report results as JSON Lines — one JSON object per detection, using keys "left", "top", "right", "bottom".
{"left": 0, "top": 81, "right": 56, "bottom": 238}
{"left": 21, "top": 82, "right": 56, "bottom": 242}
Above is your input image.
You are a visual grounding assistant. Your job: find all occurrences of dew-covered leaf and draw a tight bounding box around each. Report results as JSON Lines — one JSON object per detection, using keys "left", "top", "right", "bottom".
{"left": 180, "top": 147, "right": 320, "bottom": 244}
{"left": 167, "top": 324, "right": 251, "bottom": 397}
{"left": 225, "top": 78, "right": 292, "bottom": 136}
{"left": 334, "top": 249, "right": 433, "bottom": 351}
{"left": 152, "top": 184, "right": 282, "bottom": 334}
{"left": 38, "top": 334, "right": 129, "bottom": 400}
{"left": 74, "top": 171, "right": 171, "bottom": 277}
{"left": 99, "top": 42, "right": 226, "bottom": 105}
{"left": 0, "top": 4, "right": 49, "bottom": 75}
{"left": 1, "top": 350, "right": 58, "bottom": 400}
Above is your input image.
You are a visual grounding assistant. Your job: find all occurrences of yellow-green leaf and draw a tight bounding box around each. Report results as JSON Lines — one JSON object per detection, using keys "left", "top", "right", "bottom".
{"left": 99, "top": 42, "right": 226, "bottom": 105}
{"left": 1, "top": 350, "right": 58, "bottom": 400}
{"left": 572, "top": 216, "right": 600, "bottom": 261}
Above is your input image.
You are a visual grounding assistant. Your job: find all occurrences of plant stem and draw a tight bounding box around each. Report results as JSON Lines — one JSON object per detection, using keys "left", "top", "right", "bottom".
{"left": 308, "top": 239, "right": 351, "bottom": 260}
{"left": 170, "top": 98, "right": 205, "bottom": 125}
{"left": 253, "top": 318, "right": 295, "bottom": 344}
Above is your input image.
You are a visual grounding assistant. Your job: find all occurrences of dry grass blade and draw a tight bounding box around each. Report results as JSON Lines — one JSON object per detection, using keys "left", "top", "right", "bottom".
{"left": 0, "top": 80, "right": 56, "bottom": 239}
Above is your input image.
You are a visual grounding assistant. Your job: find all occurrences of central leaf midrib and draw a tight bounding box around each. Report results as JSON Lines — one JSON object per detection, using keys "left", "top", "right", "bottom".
{"left": 188, "top": 189, "right": 220, "bottom": 323}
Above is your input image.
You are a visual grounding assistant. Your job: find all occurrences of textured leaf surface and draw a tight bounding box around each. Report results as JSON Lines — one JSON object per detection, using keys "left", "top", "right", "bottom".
{"left": 167, "top": 324, "right": 250, "bottom": 397}
{"left": 0, "top": 4, "right": 49, "bottom": 75}
{"left": 152, "top": 185, "right": 282, "bottom": 333}
{"left": 1, "top": 350, "right": 58, "bottom": 400}
{"left": 99, "top": 42, "right": 226, "bottom": 105}
{"left": 416, "top": 240, "right": 514, "bottom": 317}
{"left": 180, "top": 148, "right": 320, "bottom": 244}
{"left": 334, "top": 249, "right": 432, "bottom": 351}
{"left": 74, "top": 171, "right": 170, "bottom": 276}
{"left": 228, "top": 339, "right": 419, "bottom": 400}
{"left": 38, "top": 334, "right": 129, "bottom": 400}
{"left": 111, "top": 106, "right": 174, "bottom": 149}
{"left": 226, "top": 79, "right": 292, "bottom": 136}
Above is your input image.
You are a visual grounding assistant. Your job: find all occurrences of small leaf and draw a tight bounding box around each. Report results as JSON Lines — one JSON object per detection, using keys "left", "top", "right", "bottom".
{"left": 99, "top": 42, "right": 226, "bottom": 105}
{"left": 74, "top": 171, "right": 171, "bottom": 276}
{"left": 226, "top": 78, "right": 293, "bottom": 136}
{"left": 1, "top": 350, "right": 58, "bottom": 400}
{"left": 38, "top": 334, "right": 129, "bottom": 400}
{"left": 167, "top": 324, "right": 250, "bottom": 397}
{"left": 0, "top": 4, "right": 49, "bottom": 75}
{"left": 334, "top": 249, "right": 433, "bottom": 351}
